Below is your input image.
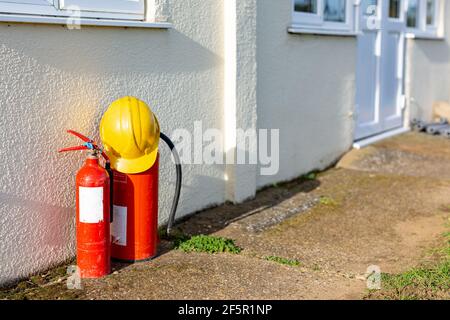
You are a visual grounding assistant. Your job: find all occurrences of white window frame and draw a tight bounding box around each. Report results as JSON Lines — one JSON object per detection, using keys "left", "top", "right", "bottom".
{"left": 290, "top": 0, "right": 357, "bottom": 36}
{"left": 423, "top": 0, "right": 441, "bottom": 34}
{"left": 405, "top": 0, "right": 444, "bottom": 39}
{"left": 0, "top": 0, "right": 171, "bottom": 28}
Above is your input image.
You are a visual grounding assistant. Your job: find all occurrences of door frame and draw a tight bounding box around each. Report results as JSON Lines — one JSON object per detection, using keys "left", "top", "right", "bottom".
{"left": 354, "top": 0, "right": 408, "bottom": 142}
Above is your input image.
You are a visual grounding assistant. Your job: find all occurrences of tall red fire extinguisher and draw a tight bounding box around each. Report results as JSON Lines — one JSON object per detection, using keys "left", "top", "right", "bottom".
{"left": 100, "top": 97, "right": 182, "bottom": 262}
{"left": 59, "top": 130, "right": 114, "bottom": 278}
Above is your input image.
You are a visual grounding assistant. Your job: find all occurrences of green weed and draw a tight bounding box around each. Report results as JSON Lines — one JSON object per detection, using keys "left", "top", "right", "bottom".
{"left": 264, "top": 256, "right": 301, "bottom": 267}
{"left": 174, "top": 235, "right": 242, "bottom": 254}
{"left": 319, "top": 196, "right": 338, "bottom": 206}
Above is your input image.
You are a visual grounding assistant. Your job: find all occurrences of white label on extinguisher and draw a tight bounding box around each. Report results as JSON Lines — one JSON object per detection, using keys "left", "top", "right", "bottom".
{"left": 79, "top": 187, "right": 104, "bottom": 223}
{"left": 112, "top": 205, "right": 127, "bottom": 246}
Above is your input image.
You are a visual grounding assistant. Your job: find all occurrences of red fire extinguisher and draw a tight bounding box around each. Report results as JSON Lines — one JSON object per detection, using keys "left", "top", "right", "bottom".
{"left": 59, "top": 130, "right": 114, "bottom": 278}
{"left": 111, "top": 158, "right": 159, "bottom": 261}
{"left": 99, "top": 97, "right": 182, "bottom": 263}
{"left": 109, "top": 133, "right": 181, "bottom": 262}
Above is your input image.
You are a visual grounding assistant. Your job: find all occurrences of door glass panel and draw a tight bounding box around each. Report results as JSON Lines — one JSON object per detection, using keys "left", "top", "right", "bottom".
{"left": 362, "top": 0, "right": 378, "bottom": 16}
{"left": 381, "top": 32, "right": 401, "bottom": 119}
{"left": 356, "top": 33, "right": 378, "bottom": 125}
{"left": 294, "top": 0, "right": 318, "bottom": 13}
{"left": 406, "top": 0, "right": 419, "bottom": 28}
{"left": 324, "top": 0, "right": 346, "bottom": 22}
{"left": 426, "top": 0, "right": 435, "bottom": 25}
{"left": 389, "top": 0, "right": 401, "bottom": 18}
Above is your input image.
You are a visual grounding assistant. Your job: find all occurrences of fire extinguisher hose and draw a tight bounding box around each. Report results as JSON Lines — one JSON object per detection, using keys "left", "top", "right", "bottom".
{"left": 160, "top": 132, "right": 182, "bottom": 236}
{"left": 105, "top": 161, "right": 114, "bottom": 223}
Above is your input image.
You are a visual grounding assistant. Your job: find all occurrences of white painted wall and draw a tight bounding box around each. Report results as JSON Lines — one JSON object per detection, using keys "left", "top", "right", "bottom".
{"left": 0, "top": 0, "right": 226, "bottom": 286}
{"left": 406, "top": 4, "right": 450, "bottom": 122}
{"left": 256, "top": 0, "right": 357, "bottom": 188}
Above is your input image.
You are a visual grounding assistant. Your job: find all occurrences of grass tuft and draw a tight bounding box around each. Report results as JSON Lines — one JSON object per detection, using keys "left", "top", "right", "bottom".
{"left": 174, "top": 235, "right": 242, "bottom": 254}
{"left": 368, "top": 228, "right": 450, "bottom": 300}
{"left": 379, "top": 261, "right": 450, "bottom": 300}
{"left": 319, "top": 196, "right": 338, "bottom": 206}
{"left": 303, "top": 172, "right": 317, "bottom": 181}
{"left": 264, "top": 256, "right": 301, "bottom": 267}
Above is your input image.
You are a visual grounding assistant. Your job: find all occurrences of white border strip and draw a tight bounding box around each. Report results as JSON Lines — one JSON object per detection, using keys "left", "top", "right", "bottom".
{"left": 353, "top": 127, "right": 410, "bottom": 150}
{"left": 0, "top": 14, "right": 172, "bottom": 29}
{"left": 288, "top": 26, "right": 359, "bottom": 37}
{"left": 224, "top": 0, "right": 237, "bottom": 200}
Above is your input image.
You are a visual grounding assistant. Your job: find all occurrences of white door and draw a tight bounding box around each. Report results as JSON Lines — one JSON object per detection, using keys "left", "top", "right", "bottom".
{"left": 355, "top": 0, "right": 406, "bottom": 140}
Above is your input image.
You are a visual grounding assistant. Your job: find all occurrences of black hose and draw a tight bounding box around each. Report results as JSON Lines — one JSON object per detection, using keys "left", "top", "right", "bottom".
{"left": 105, "top": 162, "right": 114, "bottom": 223}
{"left": 160, "top": 132, "right": 182, "bottom": 236}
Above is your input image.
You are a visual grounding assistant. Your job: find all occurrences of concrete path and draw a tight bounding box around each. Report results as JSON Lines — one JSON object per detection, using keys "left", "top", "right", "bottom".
{"left": 2, "top": 132, "right": 449, "bottom": 300}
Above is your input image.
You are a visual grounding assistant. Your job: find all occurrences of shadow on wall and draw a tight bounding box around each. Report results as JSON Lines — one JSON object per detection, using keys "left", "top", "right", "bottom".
{"left": 0, "top": 22, "right": 224, "bottom": 147}
{"left": 0, "top": 24, "right": 222, "bottom": 75}
{"left": 0, "top": 192, "right": 74, "bottom": 246}
{"left": 254, "top": 0, "right": 356, "bottom": 187}
{"left": 412, "top": 38, "right": 450, "bottom": 64}
{"left": 0, "top": 22, "right": 225, "bottom": 208}
{"left": 407, "top": 38, "right": 450, "bottom": 121}
{"left": 0, "top": 192, "right": 75, "bottom": 286}
{"left": 158, "top": 167, "right": 227, "bottom": 225}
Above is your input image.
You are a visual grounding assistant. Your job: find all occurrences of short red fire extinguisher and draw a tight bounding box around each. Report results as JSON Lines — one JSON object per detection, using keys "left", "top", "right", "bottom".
{"left": 59, "top": 130, "right": 114, "bottom": 279}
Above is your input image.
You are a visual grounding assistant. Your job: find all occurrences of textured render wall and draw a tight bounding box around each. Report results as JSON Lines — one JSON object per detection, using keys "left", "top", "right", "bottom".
{"left": 0, "top": 0, "right": 225, "bottom": 286}
{"left": 256, "top": 0, "right": 357, "bottom": 188}
{"left": 406, "top": 4, "right": 450, "bottom": 122}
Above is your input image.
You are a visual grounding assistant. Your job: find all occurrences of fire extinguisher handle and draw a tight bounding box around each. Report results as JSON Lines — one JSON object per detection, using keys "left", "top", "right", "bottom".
{"left": 58, "top": 145, "right": 89, "bottom": 153}
{"left": 61, "top": 130, "right": 110, "bottom": 162}
{"left": 66, "top": 129, "right": 92, "bottom": 142}
{"left": 60, "top": 129, "right": 113, "bottom": 223}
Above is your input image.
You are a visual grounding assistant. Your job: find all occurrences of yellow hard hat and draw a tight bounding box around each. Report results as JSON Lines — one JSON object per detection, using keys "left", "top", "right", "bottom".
{"left": 100, "top": 96, "right": 160, "bottom": 174}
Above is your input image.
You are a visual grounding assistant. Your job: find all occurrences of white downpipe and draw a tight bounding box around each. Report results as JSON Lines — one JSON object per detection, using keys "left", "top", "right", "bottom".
{"left": 224, "top": 0, "right": 237, "bottom": 200}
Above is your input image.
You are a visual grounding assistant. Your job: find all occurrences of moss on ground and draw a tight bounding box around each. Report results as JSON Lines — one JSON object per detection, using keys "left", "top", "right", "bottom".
{"left": 318, "top": 196, "right": 339, "bottom": 207}
{"left": 302, "top": 172, "right": 318, "bottom": 181}
{"left": 0, "top": 262, "right": 85, "bottom": 300}
{"left": 264, "top": 256, "right": 301, "bottom": 267}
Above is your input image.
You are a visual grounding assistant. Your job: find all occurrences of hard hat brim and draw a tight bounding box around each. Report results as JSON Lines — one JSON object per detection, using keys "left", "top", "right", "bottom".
{"left": 110, "top": 148, "right": 159, "bottom": 174}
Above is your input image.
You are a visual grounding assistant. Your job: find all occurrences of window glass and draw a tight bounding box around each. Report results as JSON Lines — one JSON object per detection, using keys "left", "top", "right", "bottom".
{"left": 59, "top": 0, "right": 144, "bottom": 15}
{"left": 294, "top": 0, "right": 318, "bottom": 13}
{"left": 426, "top": 0, "right": 435, "bottom": 25}
{"left": 323, "top": 0, "right": 346, "bottom": 22}
{"left": 406, "top": 0, "right": 418, "bottom": 28}
{"left": 291, "top": 0, "right": 354, "bottom": 34}
{"left": 4, "top": 0, "right": 51, "bottom": 4}
{"left": 0, "top": 0, "right": 145, "bottom": 20}
{"left": 389, "top": 0, "right": 400, "bottom": 18}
